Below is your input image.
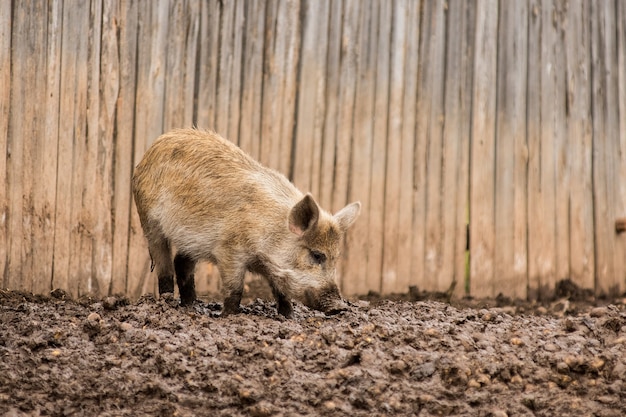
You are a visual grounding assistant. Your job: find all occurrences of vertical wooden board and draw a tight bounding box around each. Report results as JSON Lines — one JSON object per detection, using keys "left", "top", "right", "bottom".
{"left": 49, "top": 0, "right": 88, "bottom": 294}
{"left": 343, "top": 0, "right": 377, "bottom": 296}
{"left": 307, "top": 1, "right": 330, "bottom": 202}
{"left": 318, "top": 0, "right": 342, "bottom": 211}
{"left": 618, "top": 0, "right": 626, "bottom": 293}
{"left": 215, "top": 0, "right": 236, "bottom": 136}
{"left": 278, "top": 0, "right": 301, "bottom": 178}
{"left": 183, "top": 1, "right": 200, "bottom": 128}
{"left": 196, "top": 0, "right": 220, "bottom": 129}
{"left": 534, "top": 0, "right": 560, "bottom": 299}
{"left": 468, "top": 0, "right": 498, "bottom": 298}
{"left": 396, "top": 0, "right": 420, "bottom": 294}
{"left": 32, "top": 0, "right": 62, "bottom": 295}
{"left": 260, "top": 0, "right": 281, "bottom": 170}
{"left": 421, "top": 0, "right": 447, "bottom": 293}
{"left": 67, "top": 1, "right": 91, "bottom": 297}
{"left": 9, "top": 1, "right": 48, "bottom": 292}
{"left": 381, "top": 0, "right": 406, "bottom": 294}
{"left": 92, "top": 0, "right": 121, "bottom": 297}
{"left": 163, "top": 0, "right": 186, "bottom": 131}
{"left": 442, "top": 0, "right": 474, "bottom": 298}
{"left": 565, "top": 0, "right": 594, "bottom": 290}
{"left": 365, "top": 0, "right": 389, "bottom": 293}
{"left": 591, "top": 1, "right": 622, "bottom": 295}
{"left": 493, "top": 0, "right": 528, "bottom": 299}
{"left": 330, "top": 0, "right": 358, "bottom": 288}
{"left": 238, "top": 0, "right": 266, "bottom": 161}
{"left": 76, "top": 0, "right": 103, "bottom": 297}
{"left": 228, "top": 0, "right": 244, "bottom": 142}
{"left": 526, "top": 0, "right": 542, "bottom": 299}
{"left": 332, "top": 0, "right": 359, "bottom": 213}
{"left": 260, "top": 0, "right": 301, "bottom": 174}
{"left": 552, "top": 2, "right": 570, "bottom": 287}
{"left": 0, "top": 0, "right": 9, "bottom": 288}
{"left": 111, "top": 0, "right": 138, "bottom": 295}
{"left": 293, "top": 0, "right": 329, "bottom": 193}
{"left": 128, "top": 1, "right": 170, "bottom": 299}
{"left": 25, "top": 0, "right": 51, "bottom": 293}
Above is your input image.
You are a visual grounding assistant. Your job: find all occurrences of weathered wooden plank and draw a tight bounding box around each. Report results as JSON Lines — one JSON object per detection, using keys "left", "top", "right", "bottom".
{"left": 468, "top": 0, "right": 498, "bottom": 298}
{"left": 91, "top": 0, "right": 120, "bottom": 297}
{"left": 260, "top": 0, "right": 301, "bottom": 175}
{"left": 293, "top": 0, "right": 329, "bottom": 193}
{"left": 196, "top": 0, "right": 220, "bottom": 129}
{"left": 77, "top": 0, "right": 103, "bottom": 297}
{"left": 618, "top": 0, "right": 626, "bottom": 294}
{"left": 238, "top": 0, "right": 265, "bottom": 161}
{"left": 128, "top": 1, "right": 170, "bottom": 299}
{"left": 318, "top": 0, "right": 342, "bottom": 211}
{"left": 32, "top": 0, "right": 62, "bottom": 295}
{"left": 184, "top": 0, "right": 200, "bottom": 128}
{"left": 363, "top": 0, "right": 389, "bottom": 293}
{"left": 66, "top": 1, "right": 91, "bottom": 297}
{"left": 380, "top": 0, "right": 406, "bottom": 294}
{"left": 8, "top": 1, "right": 48, "bottom": 292}
{"left": 343, "top": 0, "right": 376, "bottom": 296}
{"left": 0, "top": 0, "right": 9, "bottom": 288}
{"left": 421, "top": 0, "right": 447, "bottom": 293}
{"left": 591, "top": 1, "right": 623, "bottom": 295}
{"left": 564, "top": 0, "right": 594, "bottom": 291}
{"left": 163, "top": 0, "right": 188, "bottom": 131}
{"left": 43, "top": 0, "right": 89, "bottom": 296}
{"left": 493, "top": 0, "right": 528, "bottom": 299}
{"left": 215, "top": 0, "right": 237, "bottom": 136}
{"left": 553, "top": 1, "right": 570, "bottom": 290}
{"left": 442, "top": 0, "right": 474, "bottom": 298}
{"left": 396, "top": 0, "right": 420, "bottom": 294}
{"left": 111, "top": 0, "right": 138, "bottom": 296}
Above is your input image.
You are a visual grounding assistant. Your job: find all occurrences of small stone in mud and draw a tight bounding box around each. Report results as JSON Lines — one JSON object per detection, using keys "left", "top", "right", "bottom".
{"left": 323, "top": 401, "right": 336, "bottom": 411}
{"left": 87, "top": 312, "right": 101, "bottom": 322}
{"left": 248, "top": 400, "right": 274, "bottom": 417}
{"left": 119, "top": 322, "right": 133, "bottom": 332}
{"left": 589, "top": 307, "right": 608, "bottom": 318}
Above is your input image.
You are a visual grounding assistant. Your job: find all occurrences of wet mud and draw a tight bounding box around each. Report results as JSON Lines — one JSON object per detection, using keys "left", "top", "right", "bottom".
{"left": 1, "top": 285, "right": 625, "bottom": 416}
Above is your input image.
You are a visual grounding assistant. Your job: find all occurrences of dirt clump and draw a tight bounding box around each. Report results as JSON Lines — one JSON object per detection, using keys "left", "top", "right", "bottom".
{"left": 1, "top": 287, "right": 625, "bottom": 416}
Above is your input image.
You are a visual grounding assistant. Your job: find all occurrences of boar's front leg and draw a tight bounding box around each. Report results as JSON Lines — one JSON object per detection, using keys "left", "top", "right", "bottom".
{"left": 271, "top": 285, "right": 293, "bottom": 318}
{"left": 220, "top": 265, "right": 246, "bottom": 316}
{"left": 174, "top": 253, "right": 197, "bottom": 306}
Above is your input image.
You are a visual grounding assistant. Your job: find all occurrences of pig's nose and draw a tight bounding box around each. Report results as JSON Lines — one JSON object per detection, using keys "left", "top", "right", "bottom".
{"left": 324, "top": 299, "right": 349, "bottom": 315}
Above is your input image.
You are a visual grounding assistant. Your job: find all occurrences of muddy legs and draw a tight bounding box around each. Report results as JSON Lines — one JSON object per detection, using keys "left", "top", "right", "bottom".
{"left": 174, "top": 253, "right": 197, "bottom": 306}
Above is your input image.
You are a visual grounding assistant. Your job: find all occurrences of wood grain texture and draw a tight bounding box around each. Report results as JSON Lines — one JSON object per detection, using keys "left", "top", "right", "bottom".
{"left": 565, "top": 0, "right": 594, "bottom": 291}
{"left": 343, "top": 0, "right": 376, "bottom": 295}
{"left": 469, "top": 0, "right": 498, "bottom": 298}
{"left": 494, "top": 0, "right": 528, "bottom": 299}
{"left": 442, "top": 0, "right": 474, "bottom": 298}
{"left": 0, "top": 0, "right": 9, "bottom": 289}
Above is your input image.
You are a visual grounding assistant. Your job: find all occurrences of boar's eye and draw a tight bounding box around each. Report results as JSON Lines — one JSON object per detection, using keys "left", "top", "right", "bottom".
{"left": 309, "top": 250, "right": 327, "bottom": 265}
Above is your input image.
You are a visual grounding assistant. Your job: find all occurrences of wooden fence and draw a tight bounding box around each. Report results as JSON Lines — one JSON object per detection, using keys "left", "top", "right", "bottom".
{"left": 1, "top": 0, "right": 625, "bottom": 301}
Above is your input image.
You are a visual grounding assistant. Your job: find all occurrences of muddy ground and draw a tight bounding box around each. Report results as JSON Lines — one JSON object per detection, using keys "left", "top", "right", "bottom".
{"left": 1, "top": 281, "right": 625, "bottom": 416}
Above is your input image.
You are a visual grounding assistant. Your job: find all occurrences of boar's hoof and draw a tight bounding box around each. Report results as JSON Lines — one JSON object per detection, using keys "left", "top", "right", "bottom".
{"left": 277, "top": 300, "right": 294, "bottom": 319}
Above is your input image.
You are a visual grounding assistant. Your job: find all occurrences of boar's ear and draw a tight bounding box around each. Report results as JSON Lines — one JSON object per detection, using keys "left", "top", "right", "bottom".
{"left": 289, "top": 193, "right": 320, "bottom": 236}
{"left": 334, "top": 201, "right": 361, "bottom": 232}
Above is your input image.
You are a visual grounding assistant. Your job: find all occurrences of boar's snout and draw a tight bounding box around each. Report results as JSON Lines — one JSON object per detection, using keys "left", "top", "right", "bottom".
{"left": 303, "top": 285, "right": 349, "bottom": 315}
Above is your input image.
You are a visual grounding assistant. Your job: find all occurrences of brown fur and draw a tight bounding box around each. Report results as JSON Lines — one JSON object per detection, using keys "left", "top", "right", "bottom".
{"left": 132, "top": 128, "right": 361, "bottom": 316}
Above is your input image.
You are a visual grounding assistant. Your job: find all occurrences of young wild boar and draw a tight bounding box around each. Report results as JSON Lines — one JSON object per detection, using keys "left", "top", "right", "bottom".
{"left": 132, "top": 128, "right": 361, "bottom": 317}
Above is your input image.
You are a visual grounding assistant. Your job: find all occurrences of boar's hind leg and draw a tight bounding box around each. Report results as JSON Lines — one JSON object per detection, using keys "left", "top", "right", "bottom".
{"left": 220, "top": 266, "right": 246, "bottom": 316}
{"left": 174, "top": 253, "right": 197, "bottom": 306}
{"left": 147, "top": 234, "right": 175, "bottom": 295}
